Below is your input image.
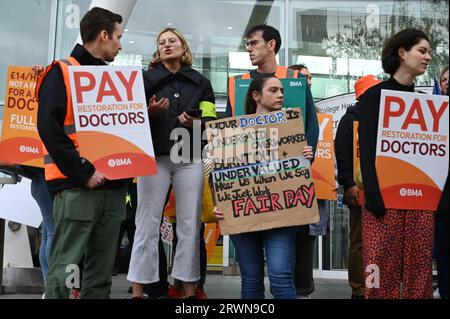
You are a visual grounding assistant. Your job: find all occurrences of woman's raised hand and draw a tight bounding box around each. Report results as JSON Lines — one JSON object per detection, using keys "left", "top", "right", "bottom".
{"left": 147, "top": 95, "right": 169, "bottom": 116}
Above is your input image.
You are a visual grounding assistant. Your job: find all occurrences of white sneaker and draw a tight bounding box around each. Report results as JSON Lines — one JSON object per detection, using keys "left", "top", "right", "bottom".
{"left": 297, "top": 294, "right": 311, "bottom": 299}
{"left": 41, "top": 292, "right": 45, "bottom": 299}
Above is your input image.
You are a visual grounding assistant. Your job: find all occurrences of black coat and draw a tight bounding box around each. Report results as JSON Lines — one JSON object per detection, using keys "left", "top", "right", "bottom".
{"left": 358, "top": 77, "right": 415, "bottom": 217}
{"left": 335, "top": 103, "right": 360, "bottom": 191}
{"left": 143, "top": 63, "right": 215, "bottom": 157}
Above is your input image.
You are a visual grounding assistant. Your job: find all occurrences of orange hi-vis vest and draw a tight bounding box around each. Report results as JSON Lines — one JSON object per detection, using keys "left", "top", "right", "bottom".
{"left": 36, "top": 57, "right": 81, "bottom": 182}
{"left": 227, "top": 65, "right": 299, "bottom": 116}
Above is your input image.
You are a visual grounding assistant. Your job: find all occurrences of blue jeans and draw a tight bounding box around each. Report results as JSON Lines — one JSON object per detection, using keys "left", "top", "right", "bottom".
{"left": 231, "top": 226, "right": 297, "bottom": 299}
{"left": 31, "top": 172, "right": 55, "bottom": 281}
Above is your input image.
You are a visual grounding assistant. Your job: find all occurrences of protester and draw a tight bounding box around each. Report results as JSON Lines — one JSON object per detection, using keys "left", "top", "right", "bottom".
{"left": 222, "top": 25, "right": 319, "bottom": 298}
{"left": 127, "top": 27, "right": 216, "bottom": 299}
{"left": 225, "top": 24, "right": 319, "bottom": 155}
{"left": 214, "top": 74, "right": 314, "bottom": 299}
{"left": 358, "top": 28, "right": 434, "bottom": 299}
{"left": 37, "top": 7, "right": 128, "bottom": 299}
{"left": 335, "top": 74, "right": 380, "bottom": 299}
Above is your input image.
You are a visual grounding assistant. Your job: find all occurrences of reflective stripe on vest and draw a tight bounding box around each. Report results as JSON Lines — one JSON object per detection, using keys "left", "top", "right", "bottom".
{"left": 228, "top": 66, "right": 299, "bottom": 116}
{"left": 36, "top": 57, "right": 81, "bottom": 181}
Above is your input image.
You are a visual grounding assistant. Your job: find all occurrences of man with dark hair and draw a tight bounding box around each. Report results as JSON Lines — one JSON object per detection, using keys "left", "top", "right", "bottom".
{"left": 37, "top": 6, "right": 126, "bottom": 299}
{"left": 226, "top": 24, "right": 319, "bottom": 155}
{"left": 225, "top": 25, "right": 318, "bottom": 299}
{"left": 79, "top": 7, "right": 123, "bottom": 46}
{"left": 246, "top": 24, "right": 282, "bottom": 54}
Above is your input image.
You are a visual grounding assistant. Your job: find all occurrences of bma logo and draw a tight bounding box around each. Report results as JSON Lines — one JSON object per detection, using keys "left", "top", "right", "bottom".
{"left": 399, "top": 188, "right": 423, "bottom": 197}
{"left": 19, "top": 145, "right": 39, "bottom": 154}
{"left": 290, "top": 81, "right": 303, "bottom": 87}
{"left": 108, "top": 158, "right": 132, "bottom": 168}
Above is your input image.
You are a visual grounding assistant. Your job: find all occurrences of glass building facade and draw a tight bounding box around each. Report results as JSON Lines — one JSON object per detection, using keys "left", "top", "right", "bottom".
{"left": 0, "top": 0, "right": 448, "bottom": 274}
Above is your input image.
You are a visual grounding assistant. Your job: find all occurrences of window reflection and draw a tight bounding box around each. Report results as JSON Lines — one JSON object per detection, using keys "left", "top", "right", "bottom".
{"left": 289, "top": 0, "right": 449, "bottom": 100}
{"left": 0, "top": 1, "right": 53, "bottom": 102}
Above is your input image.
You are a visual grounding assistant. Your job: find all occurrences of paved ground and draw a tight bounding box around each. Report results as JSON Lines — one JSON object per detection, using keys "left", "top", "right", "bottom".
{"left": 0, "top": 272, "right": 352, "bottom": 299}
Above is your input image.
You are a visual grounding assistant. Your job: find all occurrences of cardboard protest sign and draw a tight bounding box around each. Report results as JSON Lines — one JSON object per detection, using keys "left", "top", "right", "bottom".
{"left": 0, "top": 66, "right": 43, "bottom": 167}
{"left": 206, "top": 109, "right": 319, "bottom": 235}
{"left": 376, "top": 90, "right": 449, "bottom": 210}
{"left": 311, "top": 113, "right": 336, "bottom": 200}
{"left": 68, "top": 66, "right": 156, "bottom": 179}
{"left": 234, "top": 78, "right": 307, "bottom": 125}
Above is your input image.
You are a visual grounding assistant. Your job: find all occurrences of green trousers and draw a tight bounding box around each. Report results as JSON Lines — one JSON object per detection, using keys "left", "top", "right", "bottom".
{"left": 45, "top": 185, "right": 127, "bottom": 299}
{"left": 348, "top": 205, "right": 365, "bottom": 297}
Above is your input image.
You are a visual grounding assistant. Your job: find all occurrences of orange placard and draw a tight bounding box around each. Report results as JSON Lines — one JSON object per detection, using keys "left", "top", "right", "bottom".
{"left": 0, "top": 66, "right": 43, "bottom": 167}
{"left": 312, "top": 113, "right": 336, "bottom": 200}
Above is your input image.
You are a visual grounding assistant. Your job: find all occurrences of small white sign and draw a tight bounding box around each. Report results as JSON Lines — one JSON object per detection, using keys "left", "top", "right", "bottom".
{"left": 316, "top": 92, "right": 356, "bottom": 138}
{"left": 0, "top": 179, "right": 42, "bottom": 228}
